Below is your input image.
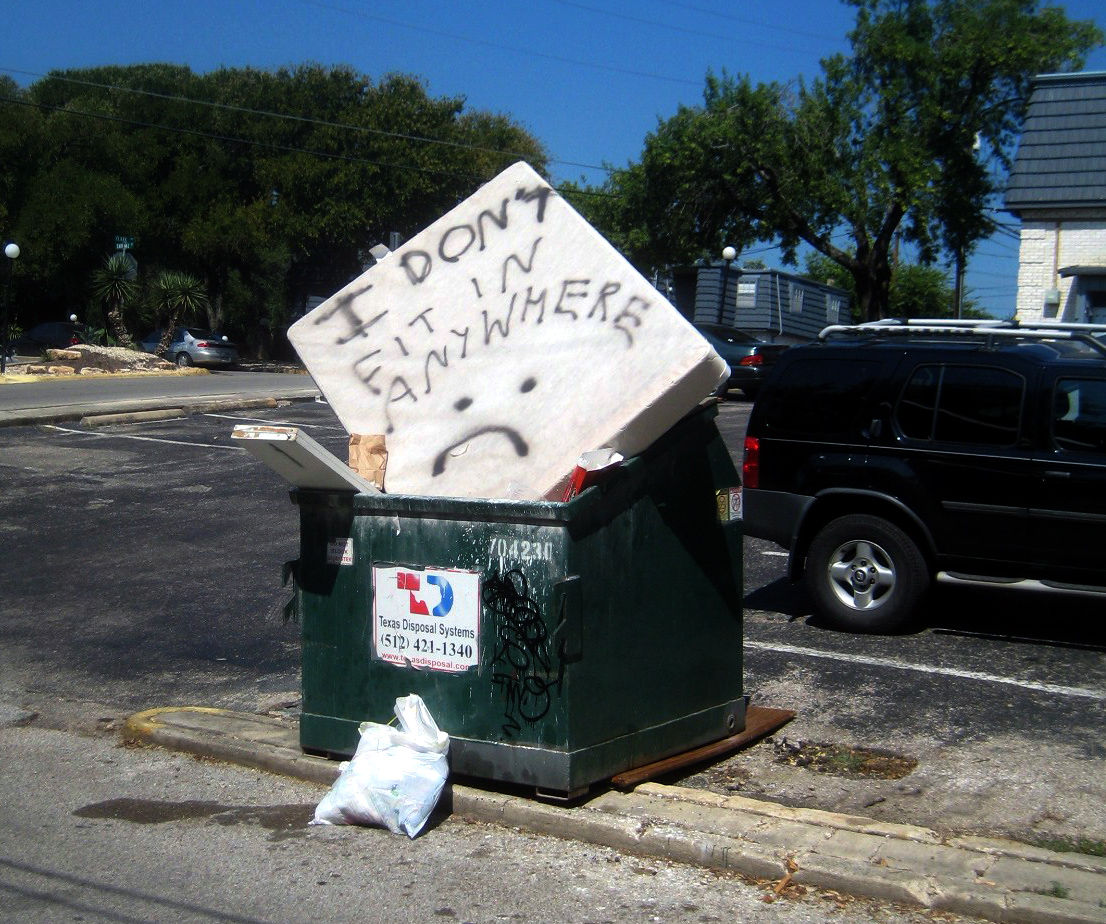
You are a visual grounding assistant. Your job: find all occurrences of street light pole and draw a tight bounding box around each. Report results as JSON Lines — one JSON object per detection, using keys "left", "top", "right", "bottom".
{"left": 719, "top": 246, "right": 736, "bottom": 324}
{"left": 1, "top": 242, "right": 20, "bottom": 375}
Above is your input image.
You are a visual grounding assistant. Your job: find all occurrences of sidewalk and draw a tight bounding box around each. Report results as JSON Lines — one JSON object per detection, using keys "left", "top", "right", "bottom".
{"left": 124, "top": 706, "right": 1106, "bottom": 924}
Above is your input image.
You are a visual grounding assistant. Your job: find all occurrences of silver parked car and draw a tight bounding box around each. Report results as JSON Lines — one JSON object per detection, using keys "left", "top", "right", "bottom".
{"left": 140, "top": 328, "right": 239, "bottom": 368}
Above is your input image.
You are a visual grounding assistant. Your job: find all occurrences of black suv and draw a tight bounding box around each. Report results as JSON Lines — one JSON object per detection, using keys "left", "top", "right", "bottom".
{"left": 742, "top": 320, "right": 1106, "bottom": 632}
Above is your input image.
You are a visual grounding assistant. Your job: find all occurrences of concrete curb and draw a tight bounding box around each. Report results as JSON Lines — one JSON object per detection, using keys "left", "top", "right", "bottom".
{"left": 78, "top": 397, "right": 297, "bottom": 428}
{"left": 0, "top": 392, "right": 320, "bottom": 428}
{"left": 123, "top": 707, "right": 1106, "bottom": 924}
{"left": 80, "top": 408, "right": 188, "bottom": 427}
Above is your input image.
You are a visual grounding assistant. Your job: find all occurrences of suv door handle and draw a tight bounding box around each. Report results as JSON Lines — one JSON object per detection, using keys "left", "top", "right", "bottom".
{"left": 862, "top": 418, "right": 882, "bottom": 439}
{"left": 1043, "top": 470, "right": 1071, "bottom": 480}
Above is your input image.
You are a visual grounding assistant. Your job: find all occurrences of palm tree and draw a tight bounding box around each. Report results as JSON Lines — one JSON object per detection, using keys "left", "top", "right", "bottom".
{"left": 90, "top": 254, "right": 137, "bottom": 349}
{"left": 152, "top": 271, "right": 208, "bottom": 357}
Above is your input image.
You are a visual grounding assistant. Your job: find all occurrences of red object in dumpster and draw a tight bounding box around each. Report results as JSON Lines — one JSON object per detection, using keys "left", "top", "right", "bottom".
{"left": 561, "top": 449, "right": 624, "bottom": 502}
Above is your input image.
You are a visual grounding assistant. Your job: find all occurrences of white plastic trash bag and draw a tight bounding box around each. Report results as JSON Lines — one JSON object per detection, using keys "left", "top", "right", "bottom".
{"left": 311, "top": 694, "right": 449, "bottom": 837}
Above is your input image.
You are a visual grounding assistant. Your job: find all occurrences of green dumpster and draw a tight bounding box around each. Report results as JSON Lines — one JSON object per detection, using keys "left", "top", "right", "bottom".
{"left": 292, "top": 402, "right": 744, "bottom": 798}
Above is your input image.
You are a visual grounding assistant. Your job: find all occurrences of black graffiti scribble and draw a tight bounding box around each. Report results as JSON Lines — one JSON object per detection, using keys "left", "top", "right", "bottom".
{"left": 515, "top": 185, "right": 552, "bottom": 222}
{"left": 485, "top": 569, "right": 561, "bottom": 738}
{"left": 312, "top": 282, "right": 383, "bottom": 345}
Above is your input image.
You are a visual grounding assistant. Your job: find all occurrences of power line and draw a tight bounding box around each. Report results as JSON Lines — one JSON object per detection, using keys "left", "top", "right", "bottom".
{"left": 966, "top": 270, "right": 1017, "bottom": 280}
{"left": 290, "top": 0, "right": 705, "bottom": 89}
{"left": 0, "top": 92, "right": 623, "bottom": 200}
{"left": 543, "top": 0, "right": 828, "bottom": 57}
{"left": 0, "top": 95, "right": 505, "bottom": 183}
{"left": 3, "top": 4, "right": 847, "bottom": 182}
{"left": 647, "top": 0, "right": 845, "bottom": 42}
{"left": 0, "top": 66, "right": 609, "bottom": 175}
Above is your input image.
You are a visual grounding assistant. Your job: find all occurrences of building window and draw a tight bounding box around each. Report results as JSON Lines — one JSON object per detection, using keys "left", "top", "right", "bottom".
{"left": 736, "top": 280, "right": 758, "bottom": 309}
{"left": 789, "top": 284, "right": 804, "bottom": 313}
{"left": 826, "top": 296, "right": 841, "bottom": 324}
{"left": 1085, "top": 287, "right": 1106, "bottom": 323}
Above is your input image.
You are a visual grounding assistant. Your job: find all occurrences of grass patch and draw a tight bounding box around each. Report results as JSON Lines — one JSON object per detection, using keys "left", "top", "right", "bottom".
{"left": 772, "top": 739, "right": 916, "bottom": 780}
{"left": 1030, "top": 835, "right": 1106, "bottom": 858}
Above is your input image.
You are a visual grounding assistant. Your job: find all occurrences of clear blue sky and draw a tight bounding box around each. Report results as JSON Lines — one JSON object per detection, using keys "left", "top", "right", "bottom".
{"left": 4, "top": 0, "right": 1106, "bottom": 317}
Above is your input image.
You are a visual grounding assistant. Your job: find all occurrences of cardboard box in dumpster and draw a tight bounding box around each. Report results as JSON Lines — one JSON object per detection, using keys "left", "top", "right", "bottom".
{"left": 288, "top": 161, "right": 727, "bottom": 500}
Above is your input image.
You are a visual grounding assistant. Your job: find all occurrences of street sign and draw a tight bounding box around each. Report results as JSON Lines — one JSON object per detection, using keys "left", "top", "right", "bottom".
{"left": 115, "top": 235, "right": 135, "bottom": 251}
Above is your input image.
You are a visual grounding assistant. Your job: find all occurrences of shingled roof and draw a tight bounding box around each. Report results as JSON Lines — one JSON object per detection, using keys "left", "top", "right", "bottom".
{"left": 1004, "top": 71, "right": 1106, "bottom": 214}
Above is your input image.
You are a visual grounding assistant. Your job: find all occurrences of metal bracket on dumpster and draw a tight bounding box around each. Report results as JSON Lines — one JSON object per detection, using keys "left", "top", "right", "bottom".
{"left": 281, "top": 559, "right": 300, "bottom": 624}
{"left": 553, "top": 575, "right": 583, "bottom": 663}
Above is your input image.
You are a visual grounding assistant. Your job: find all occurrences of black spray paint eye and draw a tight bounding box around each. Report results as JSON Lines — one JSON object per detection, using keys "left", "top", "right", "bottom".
{"left": 520, "top": 377, "right": 537, "bottom": 393}
{"left": 454, "top": 396, "right": 473, "bottom": 411}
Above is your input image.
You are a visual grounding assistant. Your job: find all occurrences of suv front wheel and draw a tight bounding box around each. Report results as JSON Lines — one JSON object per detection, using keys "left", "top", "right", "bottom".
{"left": 806, "top": 514, "right": 929, "bottom": 633}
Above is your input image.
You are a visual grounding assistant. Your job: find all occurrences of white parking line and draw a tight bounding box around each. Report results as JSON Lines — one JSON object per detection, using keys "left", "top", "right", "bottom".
{"left": 744, "top": 640, "right": 1106, "bottom": 702}
{"left": 45, "top": 425, "right": 241, "bottom": 451}
{"left": 760, "top": 550, "right": 789, "bottom": 557}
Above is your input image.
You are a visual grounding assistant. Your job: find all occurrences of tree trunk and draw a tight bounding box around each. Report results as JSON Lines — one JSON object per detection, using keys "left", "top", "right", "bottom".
{"left": 206, "top": 291, "right": 223, "bottom": 331}
{"left": 206, "top": 272, "right": 227, "bottom": 331}
{"left": 156, "top": 311, "right": 180, "bottom": 356}
{"left": 853, "top": 252, "right": 893, "bottom": 322}
{"left": 107, "top": 303, "right": 135, "bottom": 349}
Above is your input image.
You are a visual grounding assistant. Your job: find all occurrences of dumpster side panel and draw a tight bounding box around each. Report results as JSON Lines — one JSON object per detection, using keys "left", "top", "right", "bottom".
{"left": 561, "top": 407, "right": 744, "bottom": 771}
{"left": 296, "top": 494, "right": 363, "bottom": 740}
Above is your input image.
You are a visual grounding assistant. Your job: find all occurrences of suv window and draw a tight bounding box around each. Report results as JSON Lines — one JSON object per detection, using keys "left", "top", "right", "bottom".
{"left": 763, "top": 358, "right": 880, "bottom": 438}
{"left": 1053, "top": 378, "right": 1106, "bottom": 453}
{"left": 895, "top": 364, "right": 1023, "bottom": 446}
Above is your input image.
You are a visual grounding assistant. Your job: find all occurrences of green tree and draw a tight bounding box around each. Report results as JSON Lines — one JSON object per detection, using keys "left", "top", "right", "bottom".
{"left": 1, "top": 63, "right": 547, "bottom": 336}
{"left": 90, "top": 253, "right": 138, "bottom": 348}
{"left": 150, "top": 271, "right": 208, "bottom": 360}
{"left": 594, "top": 0, "right": 1101, "bottom": 320}
{"left": 889, "top": 263, "right": 987, "bottom": 318}
{"left": 0, "top": 77, "right": 45, "bottom": 236}
{"left": 805, "top": 251, "right": 985, "bottom": 320}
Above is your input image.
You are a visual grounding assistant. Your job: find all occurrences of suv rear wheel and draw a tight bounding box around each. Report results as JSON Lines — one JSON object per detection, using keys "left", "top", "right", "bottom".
{"left": 806, "top": 514, "right": 928, "bottom": 633}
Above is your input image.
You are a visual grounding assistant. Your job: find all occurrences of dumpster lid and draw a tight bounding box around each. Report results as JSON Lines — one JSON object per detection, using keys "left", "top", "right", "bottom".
{"left": 232, "top": 425, "right": 379, "bottom": 493}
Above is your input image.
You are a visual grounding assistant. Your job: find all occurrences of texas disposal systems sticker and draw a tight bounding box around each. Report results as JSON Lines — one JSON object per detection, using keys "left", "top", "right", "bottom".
{"left": 371, "top": 565, "right": 481, "bottom": 672}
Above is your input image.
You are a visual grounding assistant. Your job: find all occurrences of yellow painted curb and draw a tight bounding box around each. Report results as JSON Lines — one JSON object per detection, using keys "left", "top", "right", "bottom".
{"left": 1, "top": 368, "right": 209, "bottom": 385}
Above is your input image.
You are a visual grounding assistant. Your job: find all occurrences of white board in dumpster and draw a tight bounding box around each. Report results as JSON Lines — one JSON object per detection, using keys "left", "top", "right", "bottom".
{"left": 287, "top": 161, "right": 727, "bottom": 500}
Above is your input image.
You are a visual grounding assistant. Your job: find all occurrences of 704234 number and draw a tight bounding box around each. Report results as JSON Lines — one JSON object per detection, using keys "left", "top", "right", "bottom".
{"left": 488, "top": 536, "right": 553, "bottom": 563}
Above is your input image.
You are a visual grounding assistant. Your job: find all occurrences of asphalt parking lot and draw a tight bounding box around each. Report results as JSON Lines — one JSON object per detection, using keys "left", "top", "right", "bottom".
{"left": 1, "top": 398, "right": 1103, "bottom": 850}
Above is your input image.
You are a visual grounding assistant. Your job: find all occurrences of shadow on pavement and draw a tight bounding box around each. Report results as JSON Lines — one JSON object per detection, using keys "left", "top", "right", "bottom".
{"left": 924, "top": 582, "right": 1106, "bottom": 651}
{"left": 743, "top": 574, "right": 1106, "bottom": 649}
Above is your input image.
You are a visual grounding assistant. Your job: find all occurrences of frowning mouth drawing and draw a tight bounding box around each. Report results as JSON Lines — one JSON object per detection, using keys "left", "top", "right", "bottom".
{"left": 431, "top": 426, "right": 529, "bottom": 477}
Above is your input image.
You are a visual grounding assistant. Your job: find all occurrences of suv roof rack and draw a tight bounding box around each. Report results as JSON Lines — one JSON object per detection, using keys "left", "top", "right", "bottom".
{"left": 819, "top": 318, "right": 1106, "bottom": 355}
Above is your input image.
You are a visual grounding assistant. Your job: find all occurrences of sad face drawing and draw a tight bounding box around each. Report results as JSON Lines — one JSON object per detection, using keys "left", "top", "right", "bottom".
{"left": 431, "top": 377, "right": 537, "bottom": 478}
